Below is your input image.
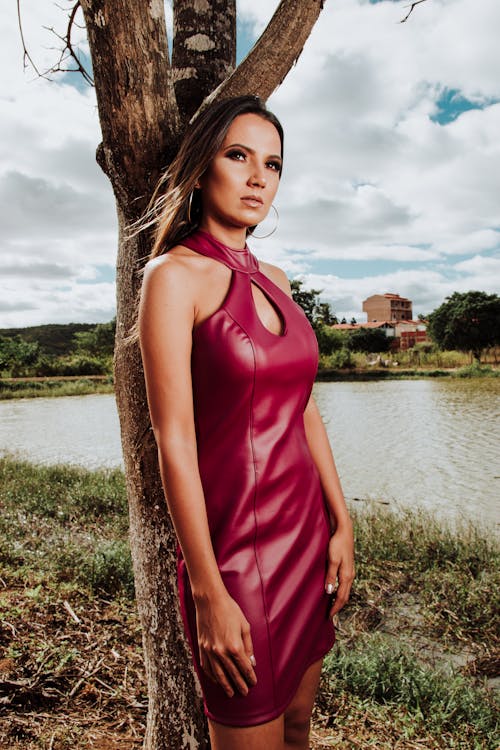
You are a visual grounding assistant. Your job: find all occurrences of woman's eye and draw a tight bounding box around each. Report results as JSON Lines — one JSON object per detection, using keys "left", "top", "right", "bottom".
{"left": 227, "top": 150, "right": 246, "bottom": 161}
{"left": 267, "top": 160, "right": 282, "bottom": 172}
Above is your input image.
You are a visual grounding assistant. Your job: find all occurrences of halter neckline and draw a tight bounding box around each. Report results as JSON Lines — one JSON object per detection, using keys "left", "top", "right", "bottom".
{"left": 196, "top": 229, "right": 249, "bottom": 254}
{"left": 180, "top": 228, "right": 259, "bottom": 273}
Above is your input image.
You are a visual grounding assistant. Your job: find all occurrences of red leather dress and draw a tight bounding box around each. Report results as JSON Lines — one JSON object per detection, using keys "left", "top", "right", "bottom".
{"left": 176, "top": 229, "right": 336, "bottom": 727}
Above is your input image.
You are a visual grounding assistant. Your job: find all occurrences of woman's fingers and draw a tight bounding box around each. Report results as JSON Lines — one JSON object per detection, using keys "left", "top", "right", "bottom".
{"left": 326, "top": 557, "right": 355, "bottom": 618}
{"left": 325, "top": 529, "right": 355, "bottom": 619}
{"left": 208, "top": 652, "right": 236, "bottom": 697}
{"left": 240, "top": 624, "right": 258, "bottom": 684}
{"left": 329, "top": 577, "right": 353, "bottom": 618}
{"left": 196, "top": 595, "right": 258, "bottom": 697}
{"left": 199, "top": 651, "right": 218, "bottom": 684}
{"left": 325, "top": 559, "right": 340, "bottom": 595}
{"left": 207, "top": 644, "right": 253, "bottom": 697}
{"left": 201, "top": 639, "right": 257, "bottom": 697}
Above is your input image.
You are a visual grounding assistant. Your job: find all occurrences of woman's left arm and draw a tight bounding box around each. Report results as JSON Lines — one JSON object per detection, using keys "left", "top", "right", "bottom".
{"left": 303, "top": 393, "right": 355, "bottom": 619}
{"left": 259, "top": 260, "right": 355, "bottom": 620}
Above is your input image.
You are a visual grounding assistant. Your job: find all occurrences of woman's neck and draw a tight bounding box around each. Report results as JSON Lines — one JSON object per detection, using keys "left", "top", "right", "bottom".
{"left": 196, "top": 221, "right": 247, "bottom": 250}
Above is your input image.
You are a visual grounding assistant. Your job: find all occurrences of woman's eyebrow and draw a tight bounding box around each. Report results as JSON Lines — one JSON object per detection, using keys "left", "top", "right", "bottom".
{"left": 223, "top": 142, "right": 282, "bottom": 161}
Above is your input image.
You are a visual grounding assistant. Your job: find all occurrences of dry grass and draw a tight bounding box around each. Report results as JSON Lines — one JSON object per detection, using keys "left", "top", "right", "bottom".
{"left": 0, "top": 458, "right": 498, "bottom": 749}
{"left": 0, "top": 585, "right": 146, "bottom": 750}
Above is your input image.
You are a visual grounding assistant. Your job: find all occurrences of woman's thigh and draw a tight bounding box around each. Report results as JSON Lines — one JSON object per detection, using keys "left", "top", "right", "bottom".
{"left": 208, "top": 714, "right": 284, "bottom": 750}
{"left": 284, "top": 656, "right": 324, "bottom": 721}
{"left": 207, "top": 657, "right": 324, "bottom": 750}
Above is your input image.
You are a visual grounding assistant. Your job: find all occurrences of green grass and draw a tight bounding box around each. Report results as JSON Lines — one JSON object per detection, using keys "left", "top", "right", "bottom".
{"left": 316, "top": 366, "right": 499, "bottom": 380}
{"left": 455, "top": 363, "right": 497, "bottom": 378}
{"left": 312, "top": 502, "right": 500, "bottom": 747}
{"left": 0, "top": 457, "right": 498, "bottom": 748}
{"left": 351, "top": 503, "right": 499, "bottom": 647}
{"left": 0, "top": 377, "right": 114, "bottom": 400}
{"left": 0, "top": 457, "right": 132, "bottom": 598}
{"left": 318, "top": 635, "right": 498, "bottom": 747}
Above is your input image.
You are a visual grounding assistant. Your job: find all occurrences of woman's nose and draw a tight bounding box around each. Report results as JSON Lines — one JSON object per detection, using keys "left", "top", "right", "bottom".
{"left": 249, "top": 169, "right": 266, "bottom": 187}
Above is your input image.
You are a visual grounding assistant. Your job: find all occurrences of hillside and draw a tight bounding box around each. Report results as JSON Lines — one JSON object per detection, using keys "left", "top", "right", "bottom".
{"left": 0, "top": 323, "right": 97, "bottom": 356}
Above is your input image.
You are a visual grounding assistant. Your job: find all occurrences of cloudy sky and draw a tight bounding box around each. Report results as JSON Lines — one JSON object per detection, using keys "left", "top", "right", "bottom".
{"left": 1, "top": 0, "right": 499, "bottom": 327}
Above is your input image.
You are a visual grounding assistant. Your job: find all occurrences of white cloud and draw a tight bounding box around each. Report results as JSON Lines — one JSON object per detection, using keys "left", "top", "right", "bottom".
{"left": 0, "top": 0, "right": 499, "bottom": 326}
{"left": 0, "top": 1, "right": 116, "bottom": 326}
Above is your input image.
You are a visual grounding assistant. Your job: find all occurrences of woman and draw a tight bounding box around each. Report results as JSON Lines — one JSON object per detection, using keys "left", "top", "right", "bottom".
{"left": 137, "top": 95, "right": 355, "bottom": 750}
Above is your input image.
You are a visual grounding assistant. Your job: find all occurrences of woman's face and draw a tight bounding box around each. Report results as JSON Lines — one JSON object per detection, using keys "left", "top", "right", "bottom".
{"left": 197, "top": 113, "right": 282, "bottom": 237}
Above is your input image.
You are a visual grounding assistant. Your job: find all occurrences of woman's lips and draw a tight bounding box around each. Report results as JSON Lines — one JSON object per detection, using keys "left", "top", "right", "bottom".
{"left": 241, "top": 196, "right": 264, "bottom": 208}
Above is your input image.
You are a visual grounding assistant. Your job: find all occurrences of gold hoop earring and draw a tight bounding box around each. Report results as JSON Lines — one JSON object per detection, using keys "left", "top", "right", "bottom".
{"left": 187, "top": 189, "right": 199, "bottom": 225}
{"left": 248, "top": 204, "right": 279, "bottom": 239}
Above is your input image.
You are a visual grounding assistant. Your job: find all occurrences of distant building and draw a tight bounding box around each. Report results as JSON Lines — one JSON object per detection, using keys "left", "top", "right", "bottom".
{"left": 332, "top": 321, "right": 396, "bottom": 339}
{"left": 393, "top": 320, "right": 428, "bottom": 350}
{"left": 363, "top": 293, "right": 412, "bottom": 322}
{"left": 331, "top": 293, "right": 427, "bottom": 351}
{"left": 331, "top": 318, "right": 427, "bottom": 351}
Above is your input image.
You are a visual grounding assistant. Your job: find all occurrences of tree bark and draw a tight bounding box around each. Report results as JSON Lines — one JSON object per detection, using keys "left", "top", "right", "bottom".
{"left": 79, "top": 1, "right": 325, "bottom": 747}
{"left": 173, "top": 0, "right": 236, "bottom": 121}
{"left": 200, "top": 0, "right": 326, "bottom": 111}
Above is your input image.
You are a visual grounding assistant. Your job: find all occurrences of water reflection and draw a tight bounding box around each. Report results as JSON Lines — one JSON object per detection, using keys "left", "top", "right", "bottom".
{"left": 0, "top": 380, "right": 498, "bottom": 529}
{"left": 313, "top": 379, "right": 499, "bottom": 530}
{"left": 0, "top": 394, "right": 121, "bottom": 471}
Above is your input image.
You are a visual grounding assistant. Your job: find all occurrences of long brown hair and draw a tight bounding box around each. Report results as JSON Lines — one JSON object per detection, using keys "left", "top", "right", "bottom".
{"left": 124, "top": 95, "right": 284, "bottom": 343}
{"left": 130, "top": 94, "right": 283, "bottom": 256}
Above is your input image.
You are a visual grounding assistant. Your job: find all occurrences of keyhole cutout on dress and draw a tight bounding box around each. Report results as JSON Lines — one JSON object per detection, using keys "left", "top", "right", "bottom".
{"left": 250, "top": 279, "right": 286, "bottom": 337}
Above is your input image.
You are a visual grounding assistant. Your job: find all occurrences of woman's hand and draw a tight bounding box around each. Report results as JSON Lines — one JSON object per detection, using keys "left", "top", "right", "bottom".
{"left": 325, "top": 522, "right": 355, "bottom": 621}
{"left": 195, "top": 591, "right": 258, "bottom": 698}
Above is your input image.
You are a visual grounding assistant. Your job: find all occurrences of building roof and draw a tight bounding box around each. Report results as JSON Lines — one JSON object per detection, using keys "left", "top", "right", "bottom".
{"left": 331, "top": 321, "right": 395, "bottom": 330}
{"left": 382, "top": 293, "right": 411, "bottom": 301}
{"left": 394, "top": 320, "right": 427, "bottom": 326}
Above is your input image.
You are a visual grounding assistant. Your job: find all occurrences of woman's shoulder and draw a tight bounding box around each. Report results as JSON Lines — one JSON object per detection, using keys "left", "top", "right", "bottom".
{"left": 143, "top": 245, "right": 213, "bottom": 282}
{"left": 257, "top": 258, "right": 293, "bottom": 299}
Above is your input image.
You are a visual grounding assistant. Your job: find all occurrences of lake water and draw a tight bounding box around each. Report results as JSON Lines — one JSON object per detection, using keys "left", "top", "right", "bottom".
{"left": 0, "top": 379, "right": 498, "bottom": 531}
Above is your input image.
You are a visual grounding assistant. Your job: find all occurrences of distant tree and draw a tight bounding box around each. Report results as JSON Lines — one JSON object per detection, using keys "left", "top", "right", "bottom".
{"left": 290, "top": 279, "right": 321, "bottom": 323}
{"left": 290, "top": 280, "right": 343, "bottom": 355}
{"left": 290, "top": 279, "right": 337, "bottom": 329}
{"left": 0, "top": 323, "right": 94, "bottom": 357}
{"left": 0, "top": 336, "right": 40, "bottom": 377}
{"left": 73, "top": 318, "right": 116, "bottom": 358}
{"left": 417, "top": 313, "right": 427, "bottom": 322}
{"left": 346, "top": 327, "right": 391, "bottom": 353}
{"left": 350, "top": 317, "right": 357, "bottom": 325}
{"left": 315, "top": 326, "right": 345, "bottom": 356}
{"left": 341, "top": 317, "right": 347, "bottom": 324}
{"left": 317, "top": 302, "right": 338, "bottom": 326}
{"left": 427, "top": 291, "right": 500, "bottom": 362}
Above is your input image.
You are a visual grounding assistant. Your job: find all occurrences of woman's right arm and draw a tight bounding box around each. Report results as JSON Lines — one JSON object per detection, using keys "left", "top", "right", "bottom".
{"left": 138, "top": 254, "right": 257, "bottom": 698}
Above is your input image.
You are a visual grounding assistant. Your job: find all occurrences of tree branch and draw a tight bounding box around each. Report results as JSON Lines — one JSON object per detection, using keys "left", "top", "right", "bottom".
{"left": 400, "top": 0, "right": 430, "bottom": 24}
{"left": 197, "top": 0, "right": 326, "bottom": 113}
{"left": 43, "top": 2, "right": 94, "bottom": 86}
{"left": 50, "top": 0, "right": 94, "bottom": 86}
{"left": 17, "top": 1, "right": 93, "bottom": 84}
{"left": 16, "top": 0, "right": 49, "bottom": 80}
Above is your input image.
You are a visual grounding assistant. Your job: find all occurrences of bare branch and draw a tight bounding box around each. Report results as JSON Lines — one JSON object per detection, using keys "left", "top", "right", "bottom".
{"left": 16, "top": 1, "right": 93, "bottom": 85}
{"left": 400, "top": 0, "right": 430, "bottom": 24}
{"left": 62, "top": 2, "right": 93, "bottom": 84}
{"left": 16, "top": 0, "right": 49, "bottom": 80}
{"left": 43, "top": 3, "right": 94, "bottom": 85}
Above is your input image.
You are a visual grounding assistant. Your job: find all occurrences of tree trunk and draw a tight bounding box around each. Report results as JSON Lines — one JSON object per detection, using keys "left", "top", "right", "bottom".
{"left": 79, "top": 1, "right": 325, "bottom": 747}
{"left": 173, "top": 0, "right": 236, "bottom": 121}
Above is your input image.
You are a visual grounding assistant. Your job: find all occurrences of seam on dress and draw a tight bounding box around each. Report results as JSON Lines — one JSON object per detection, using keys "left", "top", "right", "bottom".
{"left": 225, "top": 289, "right": 278, "bottom": 712}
